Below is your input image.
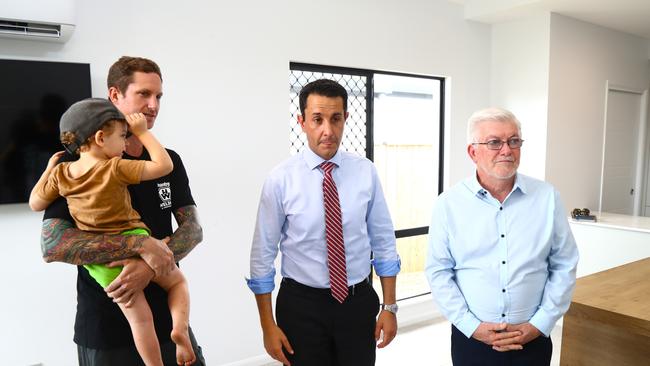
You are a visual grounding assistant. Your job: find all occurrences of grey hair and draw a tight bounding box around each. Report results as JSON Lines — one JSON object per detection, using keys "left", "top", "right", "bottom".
{"left": 467, "top": 107, "right": 522, "bottom": 144}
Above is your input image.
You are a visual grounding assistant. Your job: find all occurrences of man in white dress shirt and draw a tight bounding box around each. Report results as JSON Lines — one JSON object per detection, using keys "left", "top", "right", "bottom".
{"left": 426, "top": 107, "right": 579, "bottom": 366}
{"left": 247, "top": 79, "right": 401, "bottom": 366}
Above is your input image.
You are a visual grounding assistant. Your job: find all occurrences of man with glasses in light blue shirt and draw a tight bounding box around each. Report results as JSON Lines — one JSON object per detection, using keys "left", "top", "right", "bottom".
{"left": 247, "top": 79, "right": 400, "bottom": 366}
{"left": 426, "top": 107, "right": 578, "bottom": 366}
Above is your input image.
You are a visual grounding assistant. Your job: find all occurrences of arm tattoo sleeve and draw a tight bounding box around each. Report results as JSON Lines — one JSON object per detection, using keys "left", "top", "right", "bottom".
{"left": 169, "top": 205, "right": 203, "bottom": 261}
{"left": 41, "top": 218, "right": 146, "bottom": 265}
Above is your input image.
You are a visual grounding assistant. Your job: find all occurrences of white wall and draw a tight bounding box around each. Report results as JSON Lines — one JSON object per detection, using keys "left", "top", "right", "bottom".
{"left": 0, "top": 1, "right": 491, "bottom": 365}
{"left": 488, "top": 12, "right": 650, "bottom": 211}
{"left": 491, "top": 13, "right": 551, "bottom": 179}
{"left": 546, "top": 13, "right": 650, "bottom": 211}
{"left": 463, "top": 0, "right": 539, "bottom": 23}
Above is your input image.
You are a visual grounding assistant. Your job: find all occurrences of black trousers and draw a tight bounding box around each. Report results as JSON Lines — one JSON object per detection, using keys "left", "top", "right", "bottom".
{"left": 77, "top": 327, "right": 205, "bottom": 366}
{"left": 276, "top": 277, "right": 380, "bottom": 366}
{"left": 451, "top": 325, "right": 552, "bottom": 366}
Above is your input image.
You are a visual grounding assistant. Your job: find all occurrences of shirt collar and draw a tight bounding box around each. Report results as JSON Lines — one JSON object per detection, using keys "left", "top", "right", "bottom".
{"left": 513, "top": 174, "right": 527, "bottom": 194}
{"left": 464, "top": 171, "right": 527, "bottom": 197}
{"left": 302, "top": 147, "right": 343, "bottom": 170}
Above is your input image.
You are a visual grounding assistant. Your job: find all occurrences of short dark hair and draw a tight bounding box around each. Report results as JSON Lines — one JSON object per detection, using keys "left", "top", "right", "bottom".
{"left": 298, "top": 79, "right": 348, "bottom": 116}
{"left": 107, "top": 56, "right": 162, "bottom": 94}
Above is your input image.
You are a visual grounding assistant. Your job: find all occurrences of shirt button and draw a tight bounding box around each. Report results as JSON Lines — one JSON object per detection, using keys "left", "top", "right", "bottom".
{"left": 501, "top": 314, "right": 505, "bottom": 317}
{"left": 502, "top": 261, "right": 506, "bottom": 264}
{"left": 500, "top": 207, "right": 503, "bottom": 211}
{"left": 500, "top": 234, "right": 505, "bottom": 238}
{"left": 502, "top": 289, "right": 506, "bottom": 293}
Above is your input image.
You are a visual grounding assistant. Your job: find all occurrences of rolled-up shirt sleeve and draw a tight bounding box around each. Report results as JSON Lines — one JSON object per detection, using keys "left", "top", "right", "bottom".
{"left": 246, "top": 175, "right": 285, "bottom": 294}
{"left": 367, "top": 165, "right": 400, "bottom": 277}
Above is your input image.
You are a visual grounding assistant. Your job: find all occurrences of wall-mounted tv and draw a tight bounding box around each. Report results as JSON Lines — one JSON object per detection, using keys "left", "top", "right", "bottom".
{"left": 0, "top": 59, "right": 91, "bottom": 204}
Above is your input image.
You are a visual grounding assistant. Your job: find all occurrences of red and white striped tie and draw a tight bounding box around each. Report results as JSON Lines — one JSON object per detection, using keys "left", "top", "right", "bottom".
{"left": 321, "top": 161, "right": 348, "bottom": 303}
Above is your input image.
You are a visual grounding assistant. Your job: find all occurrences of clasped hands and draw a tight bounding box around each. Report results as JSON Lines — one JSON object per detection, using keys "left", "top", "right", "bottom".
{"left": 472, "top": 321, "right": 541, "bottom": 352}
{"left": 104, "top": 236, "right": 175, "bottom": 307}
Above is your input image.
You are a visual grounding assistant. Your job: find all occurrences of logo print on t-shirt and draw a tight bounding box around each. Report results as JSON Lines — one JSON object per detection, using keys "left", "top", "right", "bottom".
{"left": 158, "top": 182, "right": 172, "bottom": 209}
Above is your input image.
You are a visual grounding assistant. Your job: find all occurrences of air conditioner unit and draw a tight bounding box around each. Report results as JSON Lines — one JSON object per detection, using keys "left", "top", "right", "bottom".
{"left": 0, "top": 0, "right": 76, "bottom": 43}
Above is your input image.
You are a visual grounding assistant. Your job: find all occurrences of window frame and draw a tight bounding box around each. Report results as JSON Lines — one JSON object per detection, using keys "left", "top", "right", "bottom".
{"left": 290, "top": 62, "right": 446, "bottom": 300}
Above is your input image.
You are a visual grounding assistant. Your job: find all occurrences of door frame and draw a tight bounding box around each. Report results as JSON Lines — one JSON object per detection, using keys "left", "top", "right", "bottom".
{"left": 599, "top": 81, "right": 649, "bottom": 215}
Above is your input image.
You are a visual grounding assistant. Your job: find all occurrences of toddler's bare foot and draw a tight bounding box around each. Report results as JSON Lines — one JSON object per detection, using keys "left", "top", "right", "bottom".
{"left": 171, "top": 328, "right": 196, "bottom": 365}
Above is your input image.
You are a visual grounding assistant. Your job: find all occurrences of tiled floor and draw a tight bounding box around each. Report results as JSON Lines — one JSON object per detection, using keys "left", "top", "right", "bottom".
{"left": 376, "top": 318, "right": 563, "bottom": 366}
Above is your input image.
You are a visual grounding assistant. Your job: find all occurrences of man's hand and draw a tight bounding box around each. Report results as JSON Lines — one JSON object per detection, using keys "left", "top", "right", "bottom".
{"left": 492, "top": 322, "right": 542, "bottom": 351}
{"left": 472, "top": 322, "right": 523, "bottom": 351}
{"left": 104, "top": 258, "right": 155, "bottom": 307}
{"left": 262, "top": 323, "right": 294, "bottom": 365}
{"left": 138, "top": 236, "right": 174, "bottom": 277}
{"left": 375, "top": 310, "right": 397, "bottom": 348}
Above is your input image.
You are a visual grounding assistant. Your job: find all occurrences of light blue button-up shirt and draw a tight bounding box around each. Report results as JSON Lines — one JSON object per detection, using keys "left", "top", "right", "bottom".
{"left": 425, "top": 173, "right": 578, "bottom": 338}
{"left": 247, "top": 148, "right": 400, "bottom": 294}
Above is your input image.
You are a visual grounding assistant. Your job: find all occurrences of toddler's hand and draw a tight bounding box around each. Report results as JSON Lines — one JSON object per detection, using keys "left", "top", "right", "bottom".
{"left": 125, "top": 113, "right": 148, "bottom": 136}
{"left": 47, "top": 151, "right": 65, "bottom": 170}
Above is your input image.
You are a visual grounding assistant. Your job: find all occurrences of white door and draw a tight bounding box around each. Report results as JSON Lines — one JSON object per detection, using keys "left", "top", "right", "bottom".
{"left": 601, "top": 90, "right": 642, "bottom": 215}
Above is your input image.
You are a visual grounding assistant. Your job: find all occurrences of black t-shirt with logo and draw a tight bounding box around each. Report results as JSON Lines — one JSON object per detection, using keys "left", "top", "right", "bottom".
{"left": 43, "top": 148, "right": 195, "bottom": 349}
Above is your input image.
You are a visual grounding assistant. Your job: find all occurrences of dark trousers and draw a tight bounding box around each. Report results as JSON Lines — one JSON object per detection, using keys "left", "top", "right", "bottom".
{"left": 77, "top": 327, "right": 205, "bottom": 366}
{"left": 451, "top": 325, "right": 552, "bottom": 366}
{"left": 276, "top": 277, "right": 380, "bottom": 366}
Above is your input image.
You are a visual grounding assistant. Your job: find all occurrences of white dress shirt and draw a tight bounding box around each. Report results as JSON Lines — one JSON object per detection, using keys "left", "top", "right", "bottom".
{"left": 247, "top": 148, "right": 400, "bottom": 293}
{"left": 426, "top": 173, "right": 579, "bottom": 337}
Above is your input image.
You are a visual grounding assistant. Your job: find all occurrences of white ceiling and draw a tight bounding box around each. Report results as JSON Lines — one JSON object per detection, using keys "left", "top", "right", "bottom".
{"left": 455, "top": 0, "right": 650, "bottom": 40}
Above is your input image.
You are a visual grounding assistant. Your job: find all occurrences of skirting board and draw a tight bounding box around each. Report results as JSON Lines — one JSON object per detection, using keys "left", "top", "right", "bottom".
{"left": 219, "top": 354, "right": 276, "bottom": 366}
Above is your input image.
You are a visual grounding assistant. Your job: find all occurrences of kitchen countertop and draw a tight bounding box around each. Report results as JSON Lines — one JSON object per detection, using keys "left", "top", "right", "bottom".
{"left": 569, "top": 212, "right": 650, "bottom": 234}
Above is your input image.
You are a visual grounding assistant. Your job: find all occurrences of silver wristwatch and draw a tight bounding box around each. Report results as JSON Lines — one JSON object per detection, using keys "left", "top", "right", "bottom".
{"left": 382, "top": 303, "right": 399, "bottom": 314}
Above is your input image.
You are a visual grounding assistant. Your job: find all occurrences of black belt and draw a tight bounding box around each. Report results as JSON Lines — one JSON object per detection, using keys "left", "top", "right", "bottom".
{"left": 282, "top": 277, "right": 371, "bottom": 296}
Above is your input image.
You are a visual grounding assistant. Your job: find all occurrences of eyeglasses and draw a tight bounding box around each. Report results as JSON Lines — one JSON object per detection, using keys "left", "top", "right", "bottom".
{"left": 472, "top": 138, "right": 524, "bottom": 150}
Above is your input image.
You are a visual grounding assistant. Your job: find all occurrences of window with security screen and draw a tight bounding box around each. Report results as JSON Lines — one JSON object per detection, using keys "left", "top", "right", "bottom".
{"left": 289, "top": 67, "right": 371, "bottom": 158}
{"left": 289, "top": 62, "right": 445, "bottom": 301}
